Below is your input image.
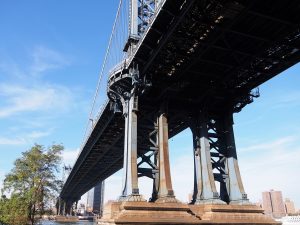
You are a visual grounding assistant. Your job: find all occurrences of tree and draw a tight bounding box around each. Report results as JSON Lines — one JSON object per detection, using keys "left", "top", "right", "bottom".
{"left": 1, "top": 144, "right": 63, "bottom": 225}
{"left": 0, "top": 194, "right": 28, "bottom": 225}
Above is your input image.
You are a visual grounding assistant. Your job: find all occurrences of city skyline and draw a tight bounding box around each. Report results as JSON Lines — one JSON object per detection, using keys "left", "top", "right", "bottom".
{"left": 261, "top": 189, "right": 298, "bottom": 218}
{"left": 262, "top": 190, "right": 287, "bottom": 218}
{"left": 0, "top": 0, "right": 299, "bottom": 208}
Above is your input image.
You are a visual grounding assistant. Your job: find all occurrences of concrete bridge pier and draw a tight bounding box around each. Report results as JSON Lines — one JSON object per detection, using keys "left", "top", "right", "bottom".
{"left": 55, "top": 197, "right": 79, "bottom": 222}
{"left": 57, "top": 197, "right": 63, "bottom": 215}
{"left": 65, "top": 200, "right": 72, "bottom": 215}
{"left": 62, "top": 200, "right": 66, "bottom": 215}
{"left": 156, "top": 110, "right": 177, "bottom": 203}
{"left": 190, "top": 114, "right": 225, "bottom": 205}
{"left": 119, "top": 92, "right": 145, "bottom": 202}
{"left": 107, "top": 67, "right": 146, "bottom": 202}
{"left": 189, "top": 111, "right": 249, "bottom": 205}
{"left": 215, "top": 112, "right": 249, "bottom": 205}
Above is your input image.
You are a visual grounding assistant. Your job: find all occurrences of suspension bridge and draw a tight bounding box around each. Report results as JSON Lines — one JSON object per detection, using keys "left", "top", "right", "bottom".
{"left": 58, "top": 0, "right": 300, "bottom": 224}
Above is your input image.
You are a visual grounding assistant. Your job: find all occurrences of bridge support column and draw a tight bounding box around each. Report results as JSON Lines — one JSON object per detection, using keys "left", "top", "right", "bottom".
{"left": 65, "top": 200, "right": 72, "bottom": 215}
{"left": 190, "top": 115, "right": 224, "bottom": 204}
{"left": 156, "top": 111, "right": 177, "bottom": 203}
{"left": 120, "top": 94, "right": 144, "bottom": 202}
{"left": 218, "top": 113, "right": 249, "bottom": 205}
{"left": 57, "top": 197, "right": 63, "bottom": 215}
{"left": 62, "top": 200, "right": 66, "bottom": 216}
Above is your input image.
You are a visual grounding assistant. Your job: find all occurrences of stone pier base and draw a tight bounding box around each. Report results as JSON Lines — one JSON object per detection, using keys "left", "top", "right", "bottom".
{"left": 98, "top": 201, "right": 199, "bottom": 224}
{"left": 97, "top": 201, "right": 280, "bottom": 225}
{"left": 55, "top": 215, "right": 79, "bottom": 222}
{"left": 189, "top": 204, "right": 280, "bottom": 224}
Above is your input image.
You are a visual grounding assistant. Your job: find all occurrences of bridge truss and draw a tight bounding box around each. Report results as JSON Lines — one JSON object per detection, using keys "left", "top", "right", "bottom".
{"left": 59, "top": 0, "right": 300, "bottom": 215}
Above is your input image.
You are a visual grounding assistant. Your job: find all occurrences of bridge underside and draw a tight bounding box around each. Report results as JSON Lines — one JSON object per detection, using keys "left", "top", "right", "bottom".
{"left": 61, "top": 0, "right": 300, "bottom": 201}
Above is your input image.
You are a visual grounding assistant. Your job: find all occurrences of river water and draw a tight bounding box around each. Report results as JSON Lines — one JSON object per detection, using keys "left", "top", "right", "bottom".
{"left": 41, "top": 221, "right": 95, "bottom": 225}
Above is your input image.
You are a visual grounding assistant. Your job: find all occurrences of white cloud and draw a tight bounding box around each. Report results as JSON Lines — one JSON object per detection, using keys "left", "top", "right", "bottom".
{"left": 62, "top": 148, "right": 80, "bottom": 166}
{"left": 103, "top": 172, "right": 123, "bottom": 203}
{"left": 0, "top": 46, "right": 70, "bottom": 80}
{"left": 0, "top": 129, "right": 53, "bottom": 146}
{"left": 239, "top": 136, "right": 296, "bottom": 153}
{"left": 26, "top": 130, "right": 53, "bottom": 139}
{"left": 30, "top": 46, "right": 70, "bottom": 76}
{"left": 272, "top": 91, "right": 300, "bottom": 109}
{"left": 0, "top": 170, "right": 5, "bottom": 190}
{"left": 238, "top": 136, "right": 300, "bottom": 208}
{"left": 0, "top": 61, "right": 25, "bottom": 79}
{"left": 240, "top": 149, "right": 300, "bottom": 208}
{"left": 0, "top": 137, "right": 27, "bottom": 145}
{"left": 0, "top": 83, "right": 72, "bottom": 118}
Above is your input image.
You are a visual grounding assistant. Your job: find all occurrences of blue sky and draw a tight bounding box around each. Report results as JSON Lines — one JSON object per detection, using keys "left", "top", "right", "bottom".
{"left": 0, "top": 1, "right": 299, "bottom": 209}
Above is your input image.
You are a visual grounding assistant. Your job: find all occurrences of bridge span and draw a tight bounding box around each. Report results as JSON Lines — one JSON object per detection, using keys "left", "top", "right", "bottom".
{"left": 59, "top": 0, "right": 300, "bottom": 217}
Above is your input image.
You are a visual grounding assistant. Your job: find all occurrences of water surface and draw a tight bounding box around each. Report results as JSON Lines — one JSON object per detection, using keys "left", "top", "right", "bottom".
{"left": 41, "top": 221, "right": 95, "bottom": 225}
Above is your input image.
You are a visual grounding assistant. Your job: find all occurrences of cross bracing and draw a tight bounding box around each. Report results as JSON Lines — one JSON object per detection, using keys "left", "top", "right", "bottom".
{"left": 60, "top": 0, "right": 300, "bottom": 203}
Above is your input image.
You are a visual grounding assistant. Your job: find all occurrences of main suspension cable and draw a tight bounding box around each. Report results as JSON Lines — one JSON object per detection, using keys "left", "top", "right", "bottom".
{"left": 81, "top": 0, "right": 124, "bottom": 149}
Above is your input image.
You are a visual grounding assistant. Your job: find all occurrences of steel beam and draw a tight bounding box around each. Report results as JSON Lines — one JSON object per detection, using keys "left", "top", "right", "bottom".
{"left": 63, "top": 200, "right": 66, "bottom": 216}
{"left": 130, "top": 0, "right": 139, "bottom": 37}
{"left": 120, "top": 93, "right": 144, "bottom": 201}
{"left": 190, "top": 115, "right": 225, "bottom": 204}
{"left": 57, "top": 197, "right": 62, "bottom": 215}
{"left": 156, "top": 110, "right": 177, "bottom": 202}
{"left": 221, "top": 113, "right": 249, "bottom": 205}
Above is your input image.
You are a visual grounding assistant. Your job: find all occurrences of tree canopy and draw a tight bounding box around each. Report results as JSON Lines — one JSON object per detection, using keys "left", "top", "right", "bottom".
{"left": 0, "top": 144, "right": 63, "bottom": 225}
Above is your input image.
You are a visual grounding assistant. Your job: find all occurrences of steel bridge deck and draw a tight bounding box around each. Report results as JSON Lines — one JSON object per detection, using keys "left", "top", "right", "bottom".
{"left": 60, "top": 0, "right": 300, "bottom": 200}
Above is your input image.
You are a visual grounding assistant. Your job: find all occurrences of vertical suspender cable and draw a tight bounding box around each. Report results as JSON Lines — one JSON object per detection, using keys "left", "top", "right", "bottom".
{"left": 81, "top": 0, "right": 124, "bottom": 149}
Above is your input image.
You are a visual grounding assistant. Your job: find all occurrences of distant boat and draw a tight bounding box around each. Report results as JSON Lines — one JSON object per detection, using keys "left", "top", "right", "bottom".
{"left": 277, "top": 216, "right": 300, "bottom": 225}
{"left": 78, "top": 215, "right": 94, "bottom": 221}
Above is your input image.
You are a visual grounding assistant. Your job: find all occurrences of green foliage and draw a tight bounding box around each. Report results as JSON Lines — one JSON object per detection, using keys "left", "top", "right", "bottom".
{"left": 0, "top": 194, "right": 28, "bottom": 225}
{"left": 1, "top": 144, "right": 64, "bottom": 225}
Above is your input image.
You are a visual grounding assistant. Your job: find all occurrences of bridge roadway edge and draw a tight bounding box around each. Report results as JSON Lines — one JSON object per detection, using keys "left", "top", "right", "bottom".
{"left": 60, "top": 102, "right": 124, "bottom": 200}
{"left": 60, "top": 0, "right": 300, "bottom": 217}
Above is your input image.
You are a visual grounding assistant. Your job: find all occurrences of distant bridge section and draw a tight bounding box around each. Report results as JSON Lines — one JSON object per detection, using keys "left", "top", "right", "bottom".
{"left": 60, "top": 0, "right": 300, "bottom": 204}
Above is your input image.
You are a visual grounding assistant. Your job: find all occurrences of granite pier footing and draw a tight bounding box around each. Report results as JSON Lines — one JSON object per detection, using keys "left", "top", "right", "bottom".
{"left": 189, "top": 204, "right": 280, "bottom": 225}
{"left": 55, "top": 215, "right": 79, "bottom": 222}
{"left": 97, "top": 201, "right": 280, "bottom": 225}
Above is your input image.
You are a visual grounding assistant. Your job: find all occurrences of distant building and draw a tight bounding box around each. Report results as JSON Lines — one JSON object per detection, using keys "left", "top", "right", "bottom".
{"left": 285, "top": 198, "right": 296, "bottom": 215}
{"left": 93, "top": 181, "right": 105, "bottom": 215}
{"left": 85, "top": 181, "right": 105, "bottom": 215}
{"left": 77, "top": 203, "right": 86, "bottom": 215}
{"left": 262, "top": 191, "right": 273, "bottom": 216}
{"left": 86, "top": 188, "right": 94, "bottom": 213}
{"left": 262, "top": 190, "right": 286, "bottom": 218}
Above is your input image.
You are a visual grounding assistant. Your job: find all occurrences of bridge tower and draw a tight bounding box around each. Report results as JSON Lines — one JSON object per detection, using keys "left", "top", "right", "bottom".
{"left": 109, "top": 0, "right": 182, "bottom": 203}
{"left": 108, "top": 0, "right": 252, "bottom": 206}
{"left": 58, "top": 0, "right": 300, "bottom": 223}
{"left": 102, "top": 1, "right": 275, "bottom": 224}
